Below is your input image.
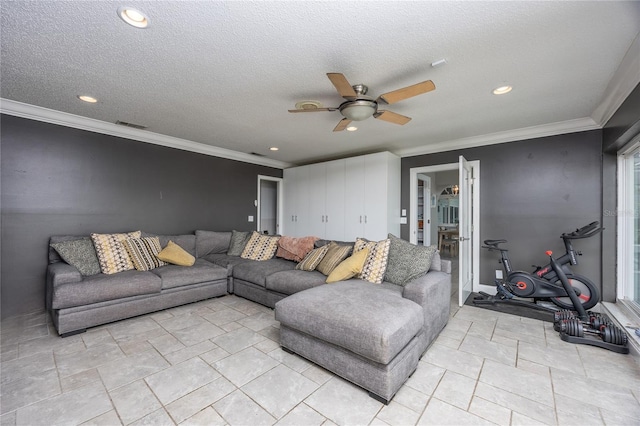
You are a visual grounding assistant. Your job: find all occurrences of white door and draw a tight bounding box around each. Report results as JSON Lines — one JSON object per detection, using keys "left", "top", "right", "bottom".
{"left": 307, "top": 163, "right": 326, "bottom": 237}
{"left": 362, "top": 153, "right": 389, "bottom": 240}
{"left": 459, "top": 155, "right": 473, "bottom": 306}
{"left": 282, "top": 169, "right": 297, "bottom": 236}
{"left": 324, "top": 159, "right": 346, "bottom": 240}
{"left": 344, "top": 157, "right": 365, "bottom": 240}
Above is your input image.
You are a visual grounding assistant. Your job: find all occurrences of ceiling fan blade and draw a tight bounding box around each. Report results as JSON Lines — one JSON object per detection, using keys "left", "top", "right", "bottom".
{"left": 333, "top": 118, "right": 352, "bottom": 132}
{"left": 377, "top": 80, "right": 435, "bottom": 105}
{"left": 374, "top": 110, "right": 412, "bottom": 125}
{"left": 327, "top": 73, "right": 357, "bottom": 99}
{"left": 288, "top": 108, "right": 337, "bottom": 113}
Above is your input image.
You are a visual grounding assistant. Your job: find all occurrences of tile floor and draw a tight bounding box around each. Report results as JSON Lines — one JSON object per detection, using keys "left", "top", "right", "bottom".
{"left": 1, "top": 284, "right": 639, "bottom": 425}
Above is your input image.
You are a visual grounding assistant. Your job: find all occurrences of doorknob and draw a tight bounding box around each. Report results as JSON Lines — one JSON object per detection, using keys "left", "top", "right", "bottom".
{"left": 458, "top": 236, "right": 469, "bottom": 241}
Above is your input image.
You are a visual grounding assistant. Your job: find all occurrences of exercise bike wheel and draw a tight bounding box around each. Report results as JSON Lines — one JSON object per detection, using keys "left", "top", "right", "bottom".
{"left": 550, "top": 274, "right": 599, "bottom": 310}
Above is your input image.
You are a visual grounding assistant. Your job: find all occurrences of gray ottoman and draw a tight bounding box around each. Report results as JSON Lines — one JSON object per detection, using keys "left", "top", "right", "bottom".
{"left": 274, "top": 280, "right": 425, "bottom": 404}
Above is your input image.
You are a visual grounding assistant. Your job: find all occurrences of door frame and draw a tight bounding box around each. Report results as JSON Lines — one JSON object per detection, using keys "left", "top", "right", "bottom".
{"left": 257, "top": 175, "right": 283, "bottom": 235}
{"left": 409, "top": 163, "right": 481, "bottom": 294}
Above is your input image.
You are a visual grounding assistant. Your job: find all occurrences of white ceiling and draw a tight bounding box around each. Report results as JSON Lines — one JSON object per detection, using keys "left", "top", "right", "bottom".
{"left": 1, "top": 1, "right": 639, "bottom": 167}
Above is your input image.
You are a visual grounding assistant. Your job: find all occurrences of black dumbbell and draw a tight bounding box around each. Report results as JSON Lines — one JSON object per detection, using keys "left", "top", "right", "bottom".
{"left": 553, "top": 310, "right": 611, "bottom": 331}
{"left": 558, "top": 319, "right": 628, "bottom": 345}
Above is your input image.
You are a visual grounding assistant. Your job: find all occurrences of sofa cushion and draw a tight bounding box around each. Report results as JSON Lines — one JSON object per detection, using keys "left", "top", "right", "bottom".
{"left": 276, "top": 236, "right": 319, "bottom": 262}
{"left": 385, "top": 234, "right": 437, "bottom": 286}
{"left": 241, "top": 232, "right": 280, "bottom": 261}
{"left": 315, "top": 242, "right": 352, "bottom": 275}
{"left": 195, "top": 231, "right": 231, "bottom": 257}
{"left": 157, "top": 240, "right": 196, "bottom": 266}
{"left": 326, "top": 248, "right": 369, "bottom": 283}
{"left": 91, "top": 231, "right": 141, "bottom": 274}
{"left": 295, "top": 245, "right": 329, "bottom": 271}
{"left": 354, "top": 238, "right": 391, "bottom": 284}
{"left": 52, "top": 270, "right": 161, "bottom": 309}
{"left": 275, "top": 281, "right": 423, "bottom": 364}
{"left": 151, "top": 258, "right": 227, "bottom": 289}
{"left": 203, "top": 254, "right": 251, "bottom": 276}
{"left": 121, "top": 236, "right": 168, "bottom": 271}
{"left": 266, "top": 269, "right": 327, "bottom": 295}
{"left": 232, "top": 258, "right": 295, "bottom": 287}
{"left": 50, "top": 238, "right": 101, "bottom": 276}
{"left": 227, "top": 230, "right": 252, "bottom": 256}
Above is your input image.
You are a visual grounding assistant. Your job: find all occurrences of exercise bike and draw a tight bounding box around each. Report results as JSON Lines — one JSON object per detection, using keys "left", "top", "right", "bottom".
{"left": 476, "top": 221, "right": 602, "bottom": 311}
{"left": 474, "top": 222, "right": 628, "bottom": 353}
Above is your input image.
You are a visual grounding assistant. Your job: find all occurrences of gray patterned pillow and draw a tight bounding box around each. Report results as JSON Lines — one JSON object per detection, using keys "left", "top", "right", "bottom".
{"left": 50, "top": 238, "right": 101, "bottom": 276}
{"left": 227, "top": 230, "right": 252, "bottom": 256}
{"left": 384, "top": 234, "right": 437, "bottom": 286}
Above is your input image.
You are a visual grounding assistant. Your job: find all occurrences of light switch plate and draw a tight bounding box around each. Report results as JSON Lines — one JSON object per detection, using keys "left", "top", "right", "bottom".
{"left": 401, "top": 209, "right": 407, "bottom": 217}
{"left": 248, "top": 216, "right": 254, "bottom": 222}
{"left": 400, "top": 217, "right": 407, "bottom": 224}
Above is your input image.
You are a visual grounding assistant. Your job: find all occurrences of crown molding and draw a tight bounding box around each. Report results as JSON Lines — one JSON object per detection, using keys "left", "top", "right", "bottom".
{"left": 395, "top": 117, "right": 601, "bottom": 158}
{"left": 0, "top": 99, "right": 292, "bottom": 169}
{"left": 591, "top": 31, "right": 640, "bottom": 126}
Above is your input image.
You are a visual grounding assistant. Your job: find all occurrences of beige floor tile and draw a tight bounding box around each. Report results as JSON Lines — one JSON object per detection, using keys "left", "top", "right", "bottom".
{"left": 98, "top": 349, "right": 170, "bottom": 390}
{"left": 145, "top": 357, "right": 221, "bottom": 405}
{"left": 459, "top": 334, "right": 517, "bottom": 367}
{"left": 129, "top": 408, "right": 175, "bottom": 426}
{"left": 110, "top": 380, "right": 162, "bottom": 425}
{"left": 213, "top": 347, "right": 279, "bottom": 387}
{"left": 511, "top": 411, "right": 552, "bottom": 426}
{"left": 180, "top": 406, "right": 225, "bottom": 426}
{"left": 479, "top": 359, "right": 554, "bottom": 407}
{"left": 165, "top": 377, "right": 235, "bottom": 424}
{"left": 80, "top": 409, "right": 123, "bottom": 426}
{"left": 468, "top": 396, "right": 511, "bottom": 426}
{"left": 60, "top": 368, "right": 101, "bottom": 393}
{"left": 433, "top": 370, "right": 477, "bottom": 410}
{"left": 474, "top": 382, "right": 556, "bottom": 425}
{"left": 391, "top": 385, "right": 429, "bottom": 414}
{"left": 164, "top": 340, "right": 217, "bottom": 365}
{"left": 0, "top": 369, "right": 61, "bottom": 415}
{"left": 213, "top": 389, "right": 276, "bottom": 426}
{"left": 274, "top": 403, "right": 325, "bottom": 426}
{"left": 304, "top": 378, "right": 382, "bottom": 426}
{"left": 417, "top": 398, "right": 494, "bottom": 425}
{"left": 421, "top": 342, "right": 484, "bottom": 379}
{"left": 405, "top": 361, "right": 446, "bottom": 396}
{"left": 376, "top": 401, "right": 421, "bottom": 426}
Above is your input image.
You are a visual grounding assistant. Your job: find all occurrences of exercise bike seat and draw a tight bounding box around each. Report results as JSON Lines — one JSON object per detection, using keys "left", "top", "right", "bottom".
{"left": 483, "top": 239, "right": 507, "bottom": 248}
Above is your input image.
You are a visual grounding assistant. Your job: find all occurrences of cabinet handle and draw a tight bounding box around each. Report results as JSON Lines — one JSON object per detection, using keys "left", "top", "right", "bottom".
{"left": 359, "top": 215, "right": 362, "bottom": 223}
{"left": 326, "top": 215, "right": 329, "bottom": 223}
{"left": 291, "top": 215, "right": 294, "bottom": 222}
{"left": 365, "top": 215, "right": 368, "bottom": 224}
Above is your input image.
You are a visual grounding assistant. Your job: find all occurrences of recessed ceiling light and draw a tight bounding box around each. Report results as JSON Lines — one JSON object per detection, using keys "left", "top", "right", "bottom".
{"left": 117, "top": 7, "right": 149, "bottom": 28}
{"left": 493, "top": 85, "right": 513, "bottom": 95}
{"left": 77, "top": 95, "right": 97, "bottom": 103}
{"left": 346, "top": 126, "right": 358, "bottom": 132}
{"left": 270, "top": 147, "right": 279, "bottom": 151}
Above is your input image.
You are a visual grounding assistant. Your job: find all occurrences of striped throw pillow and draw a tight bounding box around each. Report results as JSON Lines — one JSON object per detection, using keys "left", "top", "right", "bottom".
{"left": 315, "top": 242, "right": 352, "bottom": 276}
{"left": 121, "top": 236, "right": 167, "bottom": 271}
{"left": 295, "top": 244, "right": 330, "bottom": 271}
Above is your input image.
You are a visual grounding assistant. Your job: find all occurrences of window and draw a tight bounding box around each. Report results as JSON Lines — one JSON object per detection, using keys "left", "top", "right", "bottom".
{"left": 618, "top": 141, "right": 640, "bottom": 315}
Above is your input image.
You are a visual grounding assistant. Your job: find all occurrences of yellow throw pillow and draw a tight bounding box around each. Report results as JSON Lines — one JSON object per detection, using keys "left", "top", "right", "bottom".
{"left": 326, "top": 248, "right": 369, "bottom": 283}
{"left": 156, "top": 240, "right": 196, "bottom": 266}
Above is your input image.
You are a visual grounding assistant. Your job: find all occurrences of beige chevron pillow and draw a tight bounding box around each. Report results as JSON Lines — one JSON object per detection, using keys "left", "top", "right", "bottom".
{"left": 354, "top": 238, "right": 391, "bottom": 284}
{"left": 91, "top": 231, "right": 141, "bottom": 274}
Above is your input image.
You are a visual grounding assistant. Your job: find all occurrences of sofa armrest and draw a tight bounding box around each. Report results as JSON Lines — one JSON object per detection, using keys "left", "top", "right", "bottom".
{"left": 439, "top": 259, "right": 452, "bottom": 274}
{"left": 402, "top": 271, "right": 451, "bottom": 352}
{"left": 46, "top": 263, "right": 82, "bottom": 310}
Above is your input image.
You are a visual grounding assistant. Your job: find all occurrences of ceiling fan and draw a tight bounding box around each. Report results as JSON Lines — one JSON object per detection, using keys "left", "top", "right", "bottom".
{"left": 289, "top": 73, "right": 435, "bottom": 132}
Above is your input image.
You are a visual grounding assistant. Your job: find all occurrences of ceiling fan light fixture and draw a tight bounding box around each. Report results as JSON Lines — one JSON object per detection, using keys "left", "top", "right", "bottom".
{"left": 346, "top": 126, "right": 358, "bottom": 132}
{"left": 493, "top": 85, "right": 513, "bottom": 95}
{"left": 339, "top": 100, "right": 377, "bottom": 121}
{"left": 118, "top": 7, "right": 149, "bottom": 28}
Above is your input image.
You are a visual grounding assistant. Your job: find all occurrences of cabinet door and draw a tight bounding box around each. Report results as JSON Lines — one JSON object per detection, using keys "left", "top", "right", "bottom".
{"left": 363, "top": 153, "right": 390, "bottom": 240}
{"left": 293, "top": 166, "right": 310, "bottom": 237}
{"left": 344, "top": 157, "right": 365, "bottom": 240}
{"left": 283, "top": 168, "right": 298, "bottom": 236}
{"left": 306, "top": 163, "right": 327, "bottom": 237}
{"left": 324, "top": 159, "right": 346, "bottom": 240}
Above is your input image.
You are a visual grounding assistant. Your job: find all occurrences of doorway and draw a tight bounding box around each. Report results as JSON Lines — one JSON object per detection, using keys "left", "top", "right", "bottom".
{"left": 409, "top": 160, "right": 480, "bottom": 306}
{"left": 257, "top": 176, "right": 283, "bottom": 235}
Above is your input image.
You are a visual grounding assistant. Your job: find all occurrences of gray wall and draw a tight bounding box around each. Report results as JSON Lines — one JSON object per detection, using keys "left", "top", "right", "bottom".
{"left": 401, "top": 130, "right": 605, "bottom": 297}
{"left": 1, "top": 115, "right": 282, "bottom": 318}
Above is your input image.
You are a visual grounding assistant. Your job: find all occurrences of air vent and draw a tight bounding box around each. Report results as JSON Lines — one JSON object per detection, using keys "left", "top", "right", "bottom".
{"left": 250, "top": 152, "right": 266, "bottom": 157}
{"left": 115, "top": 120, "right": 147, "bottom": 130}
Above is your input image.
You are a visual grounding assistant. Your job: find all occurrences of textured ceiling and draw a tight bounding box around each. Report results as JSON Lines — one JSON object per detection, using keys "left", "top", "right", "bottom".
{"left": 1, "top": 1, "right": 639, "bottom": 166}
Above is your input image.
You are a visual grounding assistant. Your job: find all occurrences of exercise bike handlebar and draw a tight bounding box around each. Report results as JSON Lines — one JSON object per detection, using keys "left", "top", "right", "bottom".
{"left": 562, "top": 221, "right": 603, "bottom": 240}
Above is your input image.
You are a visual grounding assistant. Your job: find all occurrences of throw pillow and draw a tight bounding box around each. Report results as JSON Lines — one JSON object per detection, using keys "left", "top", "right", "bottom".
{"left": 276, "top": 236, "right": 319, "bottom": 262}
{"left": 156, "top": 240, "right": 196, "bottom": 266}
{"left": 120, "top": 236, "right": 167, "bottom": 271}
{"left": 50, "top": 238, "right": 101, "bottom": 276}
{"left": 354, "top": 237, "right": 391, "bottom": 284}
{"left": 385, "top": 234, "right": 437, "bottom": 286}
{"left": 326, "top": 248, "right": 369, "bottom": 283}
{"left": 295, "top": 245, "right": 330, "bottom": 271}
{"left": 241, "top": 232, "right": 280, "bottom": 261}
{"left": 91, "top": 231, "right": 141, "bottom": 275}
{"left": 227, "top": 230, "right": 252, "bottom": 256}
{"left": 315, "top": 242, "right": 352, "bottom": 276}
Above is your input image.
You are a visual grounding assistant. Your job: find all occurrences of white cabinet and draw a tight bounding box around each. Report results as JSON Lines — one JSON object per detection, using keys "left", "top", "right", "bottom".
{"left": 284, "top": 152, "right": 399, "bottom": 241}
{"left": 344, "top": 152, "right": 400, "bottom": 241}
{"left": 282, "top": 166, "right": 309, "bottom": 237}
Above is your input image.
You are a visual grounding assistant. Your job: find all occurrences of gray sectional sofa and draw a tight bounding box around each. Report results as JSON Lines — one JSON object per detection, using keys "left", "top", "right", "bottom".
{"left": 47, "top": 230, "right": 451, "bottom": 403}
